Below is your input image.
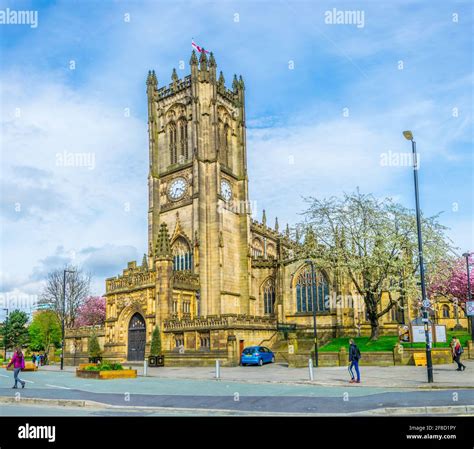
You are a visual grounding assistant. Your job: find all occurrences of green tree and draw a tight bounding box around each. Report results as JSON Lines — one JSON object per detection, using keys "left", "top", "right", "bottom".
{"left": 28, "top": 311, "right": 61, "bottom": 353}
{"left": 150, "top": 326, "right": 162, "bottom": 356}
{"left": 88, "top": 333, "right": 102, "bottom": 358}
{"left": 1, "top": 310, "right": 30, "bottom": 351}
{"left": 299, "top": 190, "right": 453, "bottom": 340}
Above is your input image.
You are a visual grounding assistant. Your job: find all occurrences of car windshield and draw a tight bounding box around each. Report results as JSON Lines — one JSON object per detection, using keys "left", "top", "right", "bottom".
{"left": 243, "top": 348, "right": 257, "bottom": 354}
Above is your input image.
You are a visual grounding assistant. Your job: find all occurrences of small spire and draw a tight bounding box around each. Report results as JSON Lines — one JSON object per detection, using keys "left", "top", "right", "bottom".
{"left": 141, "top": 253, "right": 148, "bottom": 270}
{"left": 285, "top": 224, "right": 290, "bottom": 238}
{"left": 262, "top": 209, "right": 267, "bottom": 227}
{"left": 171, "top": 68, "right": 178, "bottom": 82}
{"left": 232, "top": 74, "right": 239, "bottom": 91}
{"left": 209, "top": 52, "right": 216, "bottom": 67}
{"left": 190, "top": 50, "right": 198, "bottom": 66}
{"left": 218, "top": 71, "right": 225, "bottom": 87}
{"left": 275, "top": 217, "right": 279, "bottom": 232}
{"left": 155, "top": 223, "right": 172, "bottom": 258}
{"left": 239, "top": 75, "right": 245, "bottom": 89}
{"left": 146, "top": 70, "right": 157, "bottom": 87}
{"left": 199, "top": 49, "right": 208, "bottom": 69}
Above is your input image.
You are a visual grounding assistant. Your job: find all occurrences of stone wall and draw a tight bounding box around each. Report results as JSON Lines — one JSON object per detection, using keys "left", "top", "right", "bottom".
{"left": 64, "top": 326, "right": 105, "bottom": 366}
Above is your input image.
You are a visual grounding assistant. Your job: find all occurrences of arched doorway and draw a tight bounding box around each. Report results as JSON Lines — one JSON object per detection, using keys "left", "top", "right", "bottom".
{"left": 127, "top": 313, "right": 146, "bottom": 361}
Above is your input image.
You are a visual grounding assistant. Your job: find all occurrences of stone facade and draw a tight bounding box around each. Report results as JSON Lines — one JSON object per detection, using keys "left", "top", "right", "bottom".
{"left": 66, "top": 51, "right": 422, "bottom": 366}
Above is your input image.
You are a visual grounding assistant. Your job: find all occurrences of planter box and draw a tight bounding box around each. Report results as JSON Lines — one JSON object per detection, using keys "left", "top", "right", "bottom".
{"left": 76, "top": 369, "right": 137, "bottom": 379}
{"left": 78, "top": 363, "right": 98, "bottom": 370}
{"left": 5, "top": 362, "right": 38, "bottom": 372}
{"left": 148, "top": 355, "right": 165, "bottom": 367}
{"left": 88, "top": 357, "right": 103, "bottom": 364}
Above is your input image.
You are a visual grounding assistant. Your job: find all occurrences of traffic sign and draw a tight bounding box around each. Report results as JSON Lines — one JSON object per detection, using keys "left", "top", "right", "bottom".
{"left": 467, "top": 301, "right": 474, "bottom": 316}
{"left": 422, "top": 299, "right": 431, "bottom": 308}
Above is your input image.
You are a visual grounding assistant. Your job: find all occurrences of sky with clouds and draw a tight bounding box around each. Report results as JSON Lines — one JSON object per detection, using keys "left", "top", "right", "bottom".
{"left": 0, "top": 0, "right": 472, "bottom": 317}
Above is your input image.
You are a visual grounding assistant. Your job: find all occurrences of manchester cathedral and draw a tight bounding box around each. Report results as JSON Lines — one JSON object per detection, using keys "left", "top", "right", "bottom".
{"left": 73, "top": 51, "right": 414, "bottom": 365}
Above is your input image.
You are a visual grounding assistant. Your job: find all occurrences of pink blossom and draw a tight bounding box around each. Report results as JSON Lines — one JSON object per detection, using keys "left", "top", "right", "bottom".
{"left": 75, "top": 296, "right": 106, "bottom": 327}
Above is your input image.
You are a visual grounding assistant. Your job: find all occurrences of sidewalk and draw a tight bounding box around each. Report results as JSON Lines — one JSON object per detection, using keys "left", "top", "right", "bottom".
{"left": 39, "top": 360, "right": 474, "bottom": 389}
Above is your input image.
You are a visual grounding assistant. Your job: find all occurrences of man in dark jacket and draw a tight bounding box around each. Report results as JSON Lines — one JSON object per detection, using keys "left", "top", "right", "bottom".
{"left": 348, "top": 339, "right": 361, "bottom": 383}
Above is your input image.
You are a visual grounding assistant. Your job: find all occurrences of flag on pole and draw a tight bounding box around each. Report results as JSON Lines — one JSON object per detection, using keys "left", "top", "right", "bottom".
{"left": 192, "top": 39, "right": 210, "bottom": 54}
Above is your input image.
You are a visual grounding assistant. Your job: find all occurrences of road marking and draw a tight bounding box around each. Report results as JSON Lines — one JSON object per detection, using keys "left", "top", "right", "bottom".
{"left": 46, "top": 384, "right": 72, "bottom": 390}
{"left": 23, "top": 380, "right": 35, "bottom": 384}
{"left": 0, "top": 374, "right": 9, "bottom": 378}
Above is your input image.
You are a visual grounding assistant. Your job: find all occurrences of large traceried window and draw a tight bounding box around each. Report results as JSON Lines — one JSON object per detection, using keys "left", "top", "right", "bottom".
{"left": 172, "top": 236, "right": 193, "bottom": 271}
{"left": 296, "top": 266, "right": 329, "bottom": 313}
{"left": 178, "top": 119, "right": 188, "bottom": 162}
{"left": 169, "top": 122, "right": 177, "bottom": 165}
{"left": 262, "top": 278, "right": 276, "bottom": 315}
{"left": 218, "top": 121, "right": 231, "bottom": 168}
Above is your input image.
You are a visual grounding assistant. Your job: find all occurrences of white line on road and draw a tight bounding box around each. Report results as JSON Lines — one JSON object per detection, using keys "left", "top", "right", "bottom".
{"left": 0, "top": 374, "right": 9, "bottom": 378}
{"left": 45, "top": 384, "right": 71, "bottom": 390}
{"left": 23, "top": 380, "right": 34, "bottom": 384}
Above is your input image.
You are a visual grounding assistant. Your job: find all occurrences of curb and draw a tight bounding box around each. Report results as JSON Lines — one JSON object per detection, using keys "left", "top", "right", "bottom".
{"left": 364, "top": 405, "right": 474, "bottom": 416}
{"left": 0, "top": 396, "right": 89, "bottom": 408}
{"left": 1, "top": 395, "right": 473, "bottom": 416}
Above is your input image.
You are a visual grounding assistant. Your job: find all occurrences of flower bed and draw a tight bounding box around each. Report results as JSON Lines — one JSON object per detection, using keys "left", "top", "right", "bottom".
{"left": 75, "top": 361, "right": 137, "bottom": 379}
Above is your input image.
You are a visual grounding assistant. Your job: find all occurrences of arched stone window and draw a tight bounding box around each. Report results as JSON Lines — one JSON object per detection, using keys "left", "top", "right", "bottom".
{"left": 267, "top": 243, "right": 276, "bottom": 259}
{"left": 169, "top": 122, "right": 177, "bottom": 164}
{"left": 172, "top": 236, "right": 192, "bottom": 271}
{"left": 262, "top": 278, "right": 276, "bottom": 315}
{"left": 178, "top": 119, "right": 188, "bottom": 162}
{"left": 252, "top": 238, "right": 263, "bottom": 258}
{"left": 295, "top": 266, "right": 329, "bottom": 313}
{"left": 442, "top": 305, "right": 450, "bottom": 318}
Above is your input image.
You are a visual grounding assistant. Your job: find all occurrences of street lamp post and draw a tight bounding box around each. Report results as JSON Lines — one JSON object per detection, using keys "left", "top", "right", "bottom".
{"left": 462, "top": 252, "right": 473, "bottom": 342}
{"left": 1, "top": 308, "right": 8, "bottom": 361}
{"left": 305, "top": 259, "right": 319, "bottom": 367}
{"left": 403, "top": 130, "right": 434, "bottom": 383}
{"left": 61, "top": 269, "right": 75, "bottom": 371}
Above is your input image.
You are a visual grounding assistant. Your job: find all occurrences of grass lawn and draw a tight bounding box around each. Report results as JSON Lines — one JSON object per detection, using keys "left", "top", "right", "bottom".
{"left": 319, "top": 331, "right": 471, "bottom": 352}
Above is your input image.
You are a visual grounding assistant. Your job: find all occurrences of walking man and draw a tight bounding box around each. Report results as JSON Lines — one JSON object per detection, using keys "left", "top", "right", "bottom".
{"left": 451, "top": 337, "right": 466, "bottom": 371}
{"left": 7, "top": 347, "right": 26, "bottom": 389}
{"left": 348, "top": 339, "right": 361, "bottom": 383}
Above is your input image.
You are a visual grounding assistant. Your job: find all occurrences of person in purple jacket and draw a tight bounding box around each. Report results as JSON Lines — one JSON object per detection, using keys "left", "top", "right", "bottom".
{"left": 7, "top": 347, "right": 26, "bottom": 389}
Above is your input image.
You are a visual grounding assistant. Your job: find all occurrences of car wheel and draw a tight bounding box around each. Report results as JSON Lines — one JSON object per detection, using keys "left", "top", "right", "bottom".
{"left": 258, "top": 358, "right": 263, "bottom": 366}
{"left": 271, "top": 356, "right": 275, "bottom": 363}
{"left": 241, "top": 363, "right": 246, "bottom": 366}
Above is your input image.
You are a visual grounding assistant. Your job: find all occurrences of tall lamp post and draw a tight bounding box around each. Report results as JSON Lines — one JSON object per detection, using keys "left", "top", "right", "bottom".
{"left": 462, "top": 252, "right": 473, "bottom": 341}
{"left": 61, "top": 269, "right": 75, "bottom": 370}
{"left": 403, "top": 130, "right": 434, "bottom": 383}
{"left": 305, "top": 259, "right": 319, "bottom": 367}
{"left": 1, "top": 308, "right": 8, "bottom": 361}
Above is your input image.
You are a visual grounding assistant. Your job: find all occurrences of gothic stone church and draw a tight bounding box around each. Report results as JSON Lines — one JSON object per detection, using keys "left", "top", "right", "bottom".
{"left": 89, "top": 51, "right": 402, "bottom": 365}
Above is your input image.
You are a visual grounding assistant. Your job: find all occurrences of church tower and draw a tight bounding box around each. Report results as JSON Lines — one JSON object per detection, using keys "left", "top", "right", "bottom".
{"left": 146, "top": 50, "right": 251, "bottom": 318}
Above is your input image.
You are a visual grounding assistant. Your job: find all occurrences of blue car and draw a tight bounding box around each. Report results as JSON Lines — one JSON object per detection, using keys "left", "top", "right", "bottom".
{"left": 240, "top": 346, "right": 275, "bottom": 366}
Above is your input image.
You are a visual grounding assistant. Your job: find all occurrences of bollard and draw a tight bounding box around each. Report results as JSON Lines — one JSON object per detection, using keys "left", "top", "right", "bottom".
{"left": 215, "top": 360, "right": 221, "bottom": 380}
{"left": 308, "top": 358, "right": 314, "bottom": 381}
{"left": 143, "top": 359, "right": 148, "bottom": 377}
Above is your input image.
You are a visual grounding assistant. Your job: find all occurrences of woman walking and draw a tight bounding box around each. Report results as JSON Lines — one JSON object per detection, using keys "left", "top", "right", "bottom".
{"left": 7, "top": 347, "right": 26, "bottom": 389}
{"left": 451, "top": 337, "right": 466, "bottom": 371}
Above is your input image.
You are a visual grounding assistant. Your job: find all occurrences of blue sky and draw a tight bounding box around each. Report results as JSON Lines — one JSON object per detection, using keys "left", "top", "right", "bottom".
{"left": 0, "top": 0, "right": 472, "bottom": 315}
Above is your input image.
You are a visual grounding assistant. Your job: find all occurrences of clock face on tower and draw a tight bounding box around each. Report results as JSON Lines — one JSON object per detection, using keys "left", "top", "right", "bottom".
{"left": 221, "top": 179, "right": 232, "bottom": 201}
{"left": 168, "top": 177, "right": 187, "bottom": 201}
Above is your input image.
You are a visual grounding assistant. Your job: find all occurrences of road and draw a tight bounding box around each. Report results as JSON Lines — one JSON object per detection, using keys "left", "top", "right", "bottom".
{"left": 1, "top": 365, "right": 473, "bottom": 416}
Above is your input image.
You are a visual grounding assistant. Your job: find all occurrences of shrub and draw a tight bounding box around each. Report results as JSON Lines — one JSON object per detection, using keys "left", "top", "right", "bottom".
{"left": 88, "top": 334, "right": 102, "bottom": 358}
{"left": 84, "top": 361, "right": 123, "bottom": 371}
{"left": 150, "top": 326, "right": 162, "bottom": 356}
